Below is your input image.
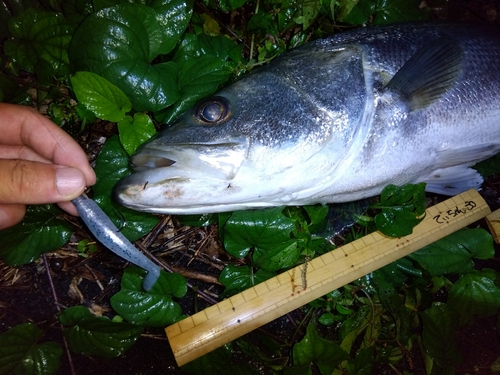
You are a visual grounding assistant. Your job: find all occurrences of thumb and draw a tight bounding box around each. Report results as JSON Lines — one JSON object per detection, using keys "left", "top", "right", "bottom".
{"left": 0, "top": 159, "right": 86, "bottom": 205}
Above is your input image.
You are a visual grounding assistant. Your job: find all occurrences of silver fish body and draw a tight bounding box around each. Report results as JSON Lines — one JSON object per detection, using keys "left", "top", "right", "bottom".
{"left": 114, "top": 23, "right": 500, "bottom": 214}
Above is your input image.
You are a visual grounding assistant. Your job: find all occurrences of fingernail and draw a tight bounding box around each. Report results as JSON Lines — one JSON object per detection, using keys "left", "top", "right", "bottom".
{"left": 56, "top": 168, "right": 85, "bottom": 197}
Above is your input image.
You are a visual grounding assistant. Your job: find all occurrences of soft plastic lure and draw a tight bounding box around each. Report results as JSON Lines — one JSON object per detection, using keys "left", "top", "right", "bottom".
{"left": 72, "top": 195, "right": 161, "bottom": 291}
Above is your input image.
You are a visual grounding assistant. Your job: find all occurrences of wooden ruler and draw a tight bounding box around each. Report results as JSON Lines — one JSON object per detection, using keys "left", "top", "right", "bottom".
{"left": 165, "top": 189, "right": 491, "bottom": 366}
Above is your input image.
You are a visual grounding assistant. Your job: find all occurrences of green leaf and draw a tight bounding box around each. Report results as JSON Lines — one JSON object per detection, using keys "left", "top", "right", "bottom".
{"left": 0, "top": 74, "right": 29, "bottom": 104}
{"left": 448, "top": 269, "right": 500, "bottom": 325}
{"left": 223, "top": 207, "right": 298, "bottom": 271}
{"left": 93, "top": 0, "right": 192, "bottom": 55}
{"left": 371, "top": 183, "right": 426, "bottom": 237}
{"left": 339, "top": 305, "right": 372, "bottom": 353}
{"left": 219, "top": 264, "right": 276, "bottom": 297}
{"left": 4, "top": 8, "right": 72, "bottom": 75}
{"left": 147, "top": 0, "right": 193, "bottom": 54}
{"left": 0, "top": 323, "right": 63, "bottom": 375}
{"left": 93, "top": 135, "right": 160, "bottom": 241}
{"left": 420, "top": 303, "right": 462, "bottom": 368}
{"left": 289, "top": 322, "right": 349, "bottom": 375}
{"left": 474, "top": 153, "right": 500, "bottom": 179}
{"left": 117, "top": 112, "right": 157, "bottom": 155}
{"left": 71, "top": 71, "right": 132, "bottom": 122}
{"left": 157, "top": 54, "right": 233, "bottom": 124}
{"left": 0, "top": 205, "right": 73, "bottom": 266}
{"left": 339, "top": 0, "right": 376, "bottom": 24}
{"left": 318, "top": 312, "right": 335, "bottom": 326}
{"left": 347, "top": 346, "right": 376, "bottom": 375}
{"left": 410, "top": 228, "right": 494, "bottom": 276}
{"left": 69, "top": 3, "right": 180, "bottom": 112}
{"left": 60, "top": 306, "right": 143, "bottom": 358}
{"left": 110, "top": 266, "right": 187, "bottom": 326}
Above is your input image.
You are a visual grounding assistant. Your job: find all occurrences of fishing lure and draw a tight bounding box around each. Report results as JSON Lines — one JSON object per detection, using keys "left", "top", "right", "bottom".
{"left": 72, "top": 195, "right": 161, "bottom": 291}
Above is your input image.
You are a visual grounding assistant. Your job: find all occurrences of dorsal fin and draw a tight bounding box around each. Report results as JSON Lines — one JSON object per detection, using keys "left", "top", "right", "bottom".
{"left": 385, "top": 37, "right": 464, "bottom": 111}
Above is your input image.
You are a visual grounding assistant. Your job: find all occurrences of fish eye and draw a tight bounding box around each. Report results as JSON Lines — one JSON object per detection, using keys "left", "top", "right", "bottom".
{"left": 195, "top": 97, "right": 230, "bottom": 125}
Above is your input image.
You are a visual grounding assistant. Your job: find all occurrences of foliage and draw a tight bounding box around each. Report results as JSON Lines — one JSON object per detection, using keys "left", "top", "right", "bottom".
{"left": 0, "top": 323, "right": 63, "bottom": 375}
{"left": 0, "top": 0, "right": 498, "bottom": 375}
{"left": 60, "top": 306, "right": 143, "bottom": 358}
{"left": 110, "top": 266, "right": 187, "bottom": 327}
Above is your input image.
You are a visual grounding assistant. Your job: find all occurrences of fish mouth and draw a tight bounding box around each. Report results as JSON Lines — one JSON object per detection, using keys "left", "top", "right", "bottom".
{"left": 113, "top": 138, "right": 249, "bottom": 211}
{"left": 129, "top": 139, "right": 248, "bottom": 180}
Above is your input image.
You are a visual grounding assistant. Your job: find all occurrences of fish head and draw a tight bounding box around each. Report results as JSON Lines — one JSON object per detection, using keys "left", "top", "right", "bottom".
{"left": 114, "top": 49, "right": 366, "bottom": 214}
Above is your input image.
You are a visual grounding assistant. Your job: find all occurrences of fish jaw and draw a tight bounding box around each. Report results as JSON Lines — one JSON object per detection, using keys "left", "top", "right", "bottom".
{"left": 114, "top": 137, "right": 255, "bottom": 213}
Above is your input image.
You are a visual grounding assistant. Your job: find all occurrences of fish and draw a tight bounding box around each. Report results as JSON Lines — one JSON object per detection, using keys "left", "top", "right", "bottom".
{"left": 114, "top": 23, "right": 500, "bottom": 215}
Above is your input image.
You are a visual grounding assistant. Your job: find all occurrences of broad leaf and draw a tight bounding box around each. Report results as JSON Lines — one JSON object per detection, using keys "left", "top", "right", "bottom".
{"left": 410, "top": 228, "right": 494, "bottom": 276}
{"left": 61, "top": 306, "right": 143, "bottom": 358}
{"left": 371, "top": 183, "right": 426, "bottom": 237}
{"left": 420, "top": 303, "right": 461, "bottom": 368}
{"left": 346, "top": 346, "right": 376, "bottom": 375}
{"left": 0, "top": 205, "right": 72, "bottom": 266}
{"left": 0, "top": 323, "right": 62, "bottom": 375}
{"left": 93, "top": 135, "right": 160, "bottom": 241}
{"left": 71, "top": 71, "right": 131, "bottom": 122}
{"left": 219, "top": 264, "right": 275, "bottom": 297}
{"left": 69, "top": 3, "right": 180, "bottom": 112}
{"left": 223, "top": 207, "right": 298, "bottom": 271}
{"left": 157, "top": 54, "right": 233, "bottom": 124}
{"left": 110, "top": 266, "right": 187, "bottom": 326}
{"left": 93, "top": 0, "right": 193, "bottom": 55}
{"left": 448, "top": 269, "right": 500, "bottom": 325}
{"left": 5, "top": 9, "right": 72, "bottom": 76}
{"left": 288, "top": 322, "right": 349, "bottom": 375}
{"left": 117, "top": 112, "right": 157, "bottom": 155}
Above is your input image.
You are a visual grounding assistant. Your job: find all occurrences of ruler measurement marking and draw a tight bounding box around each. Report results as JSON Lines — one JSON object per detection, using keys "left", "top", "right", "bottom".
{"left": 166, "top": 190, "right": 490, "bottom": 365}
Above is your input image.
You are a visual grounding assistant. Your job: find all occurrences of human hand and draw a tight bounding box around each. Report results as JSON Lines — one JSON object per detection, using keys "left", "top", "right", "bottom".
{"left": 0, "top": 103, "right": 96, "bottom": 229}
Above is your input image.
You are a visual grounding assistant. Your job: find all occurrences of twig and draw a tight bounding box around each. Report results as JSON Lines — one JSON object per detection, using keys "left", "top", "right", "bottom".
{"left": 42, "top": 254, "right": 76, "bottom": 375}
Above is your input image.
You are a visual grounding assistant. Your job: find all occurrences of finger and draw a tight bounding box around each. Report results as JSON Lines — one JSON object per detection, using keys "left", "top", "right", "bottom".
{"left": 0, "top": 160, "right": 86, "bottom": 205}
{"left": 0, "top": 103, "right": 96, "bottom": 186}
{"left": 0, "top": 204, "right": 26, "bottom": 230}
{"left": 0, "top": 144, "right": 51, "bottom": 163}
{"left": 57, "top": 201, "right": 78, "bottom": 216}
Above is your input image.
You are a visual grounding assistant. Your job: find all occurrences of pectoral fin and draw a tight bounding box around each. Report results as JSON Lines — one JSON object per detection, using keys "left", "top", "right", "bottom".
{"left": 423, "top": 166, "right": 483, "bottom": 195}
{"left": 385, "top": 37, "right": 464, "bottom": 111}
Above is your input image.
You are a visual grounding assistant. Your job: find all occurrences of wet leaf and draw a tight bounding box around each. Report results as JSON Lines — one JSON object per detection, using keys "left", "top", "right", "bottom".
{"left": 71, "top": 71, "right": 132, "bottom": 122}
{"left": 158, "top": 54, "right": 233, "bottom": 124}
{"left": 448, "top": 269, "right": 500, "bottom": 325}
{"left": 93, "top": 0, "right": 192, "bottom": 54}
{"left": 117, "top": 112, "right": 157, "bottom": 155}
{"left": 4, "top": 8, "right": 72, "bottom": 75}
{"left": 223, "top": 207, "right": 298, "bottom": 271}
{"left": 371, "top": 183, "right": 426, "bottom": 237}
{"left": 219, "top": 264, "right": 275, "bottom": 297}
{"left": 0, "top": 205, "right": 72, "bottom": 266}
{"left": 410, "top": 228, "right": 494, "bottom": 276}
{"left": 110, "top": 266, "right": 187, "bottom": 326}
{"left": 93, "top": 135, "right": 160, "bottom": 241}
{"left": 339, "top": 0, "right": 375, "bottom": 24}
{"left": 61, "top": 306, "right": 143, "bottom": 358}
{"left": 0, "top": 323, "right": 62, "bottom": 375}
{"left": 69, "top": 3, "right": 180, "bottom": 112}
{"left": 420, "top": 303, "right": 461, "bottom": 368}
